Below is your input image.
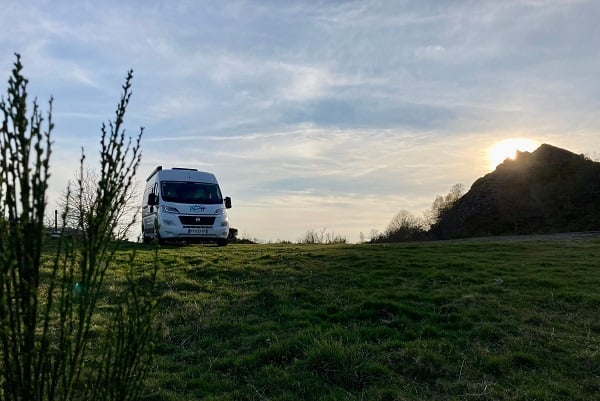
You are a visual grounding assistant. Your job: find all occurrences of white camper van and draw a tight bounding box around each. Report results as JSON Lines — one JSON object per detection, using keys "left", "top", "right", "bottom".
{"left": 141, "top": 166, "right": 232, "bottom": 245}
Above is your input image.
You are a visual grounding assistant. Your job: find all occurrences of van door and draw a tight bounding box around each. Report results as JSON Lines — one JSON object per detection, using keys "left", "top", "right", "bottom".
{"left": 142, "top": 183, "right": 159, "bottom": 241}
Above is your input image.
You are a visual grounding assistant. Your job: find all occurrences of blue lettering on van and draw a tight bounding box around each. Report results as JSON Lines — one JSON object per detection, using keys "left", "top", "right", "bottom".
{"left": 190, "top": 205, "right": 206, "bottom": 213}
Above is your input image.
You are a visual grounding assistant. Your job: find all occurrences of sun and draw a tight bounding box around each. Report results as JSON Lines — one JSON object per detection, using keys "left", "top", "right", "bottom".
{"left": 488, "top": 138, "right": 539, "bottom": 169}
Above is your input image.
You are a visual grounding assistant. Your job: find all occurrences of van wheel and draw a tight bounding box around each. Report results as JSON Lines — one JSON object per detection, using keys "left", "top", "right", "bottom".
{"left": 142, "top": 226, "right": 152, "bottom": 244}
{"left": 217, "top": 239, "right": 228, "bottom": 247}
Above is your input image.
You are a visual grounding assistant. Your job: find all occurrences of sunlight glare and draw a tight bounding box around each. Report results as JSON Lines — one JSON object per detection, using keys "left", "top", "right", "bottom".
{"left": 488, "top": 138, "right": 539, "bottom": 169}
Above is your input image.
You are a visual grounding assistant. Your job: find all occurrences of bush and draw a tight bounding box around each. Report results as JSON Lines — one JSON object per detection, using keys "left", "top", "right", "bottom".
{"left": 371, "top": 210, "right": 428, "bottom": 243}
{"left": 298, "top": 227, "right": 347, "bottom": 244}
{"left": 0, "top": 54, "right": 157, "bottom": 401}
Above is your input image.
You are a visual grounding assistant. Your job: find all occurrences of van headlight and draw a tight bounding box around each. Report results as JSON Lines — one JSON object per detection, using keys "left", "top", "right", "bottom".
{"left": 214, "top": 208, "right": 225, "bottom": 215}
{"left": 160, "top": 205, "right": 180, "bottom": 214}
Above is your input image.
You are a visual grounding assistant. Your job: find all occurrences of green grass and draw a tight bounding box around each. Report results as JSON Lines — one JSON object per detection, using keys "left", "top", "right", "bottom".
{"left": 60, "top": 238, "right": 600, "bottom": 400}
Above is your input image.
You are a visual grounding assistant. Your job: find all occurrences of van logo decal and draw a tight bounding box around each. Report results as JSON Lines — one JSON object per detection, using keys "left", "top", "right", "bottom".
{"left": 190, "top": 205, "right": 206, "bottom": 213}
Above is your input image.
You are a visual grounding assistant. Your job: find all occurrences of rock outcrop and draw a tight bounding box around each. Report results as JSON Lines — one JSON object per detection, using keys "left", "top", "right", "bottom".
{"left": 432, "top": 144, "right": 600, "bottom": 239}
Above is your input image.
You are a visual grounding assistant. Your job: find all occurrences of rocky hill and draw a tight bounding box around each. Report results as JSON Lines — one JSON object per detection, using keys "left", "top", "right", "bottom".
{"left": 432, "top": 144, "right": 600, "bottom": 239}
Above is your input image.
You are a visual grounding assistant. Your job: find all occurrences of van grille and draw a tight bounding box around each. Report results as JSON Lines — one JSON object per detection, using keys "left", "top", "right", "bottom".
{"left": 179, "top": 216, "right": 216, "bottom": 226}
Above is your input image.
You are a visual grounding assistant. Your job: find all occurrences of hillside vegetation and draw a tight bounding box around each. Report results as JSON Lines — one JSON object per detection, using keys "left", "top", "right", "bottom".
{"left": 433, "top": 144, "right": 600, "bottom": 239}
{"left": 75, "top": 239, "right": 600, "bottom": 401}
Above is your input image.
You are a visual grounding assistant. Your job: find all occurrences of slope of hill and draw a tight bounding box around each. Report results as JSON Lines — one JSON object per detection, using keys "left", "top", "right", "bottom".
{"left": 432, "top": 144, "right": 600, "bottom": 239}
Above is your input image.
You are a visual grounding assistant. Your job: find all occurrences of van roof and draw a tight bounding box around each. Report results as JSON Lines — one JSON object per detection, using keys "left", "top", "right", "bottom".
{"left": 157, "top": 168, "right": 218, "bottom": 184}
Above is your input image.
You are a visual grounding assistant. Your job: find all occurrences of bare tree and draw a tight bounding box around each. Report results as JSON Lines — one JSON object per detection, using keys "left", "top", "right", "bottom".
{"left": 372, "top": 209, "right": 428, "bottom": 242}
{"left": 59, "top": 166, "right": 140, "bottom": 240}
{"left": 385, "top": 210, "right": 424, "bottom": 235}
{"left": 445, "top": 183, "right": 465, "bottom": 205}
{"left": 425, "top": 183, "right": 465, "bottom": 227}
{"left": 298, "top": 227, "right": 347, "bottom": 244}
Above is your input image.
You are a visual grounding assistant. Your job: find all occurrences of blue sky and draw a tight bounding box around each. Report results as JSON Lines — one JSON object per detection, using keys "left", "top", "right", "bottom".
{"left": 2, "top": 0, "right": 599, "bottom": 242}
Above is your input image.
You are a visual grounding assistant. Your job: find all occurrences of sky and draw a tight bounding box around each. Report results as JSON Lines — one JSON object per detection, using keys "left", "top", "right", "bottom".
{"left": 1, "top": 0, "right": 599, "bottom": 243}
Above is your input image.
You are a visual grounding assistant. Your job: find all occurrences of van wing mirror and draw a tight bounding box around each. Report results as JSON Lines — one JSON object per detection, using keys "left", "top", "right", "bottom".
{"left": 225, "top": 196, "right": 232, "bottom": 209}
{"left": 148, "top": 193, "right": 159, "bottom": 206}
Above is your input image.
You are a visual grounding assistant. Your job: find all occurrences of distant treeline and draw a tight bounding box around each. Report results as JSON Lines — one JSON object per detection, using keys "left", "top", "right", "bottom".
{"left": 369, "top": 183, "right": 464, "bottom": 243}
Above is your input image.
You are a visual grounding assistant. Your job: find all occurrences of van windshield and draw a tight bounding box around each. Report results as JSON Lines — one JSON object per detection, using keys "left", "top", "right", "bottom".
{"left": 161, "top": 181, "right": 223, "bottom": 204}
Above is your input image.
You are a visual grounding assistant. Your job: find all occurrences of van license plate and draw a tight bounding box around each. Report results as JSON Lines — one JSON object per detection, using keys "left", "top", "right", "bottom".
{"left": 188, "top": 229, "right": 208, "bottom": 235}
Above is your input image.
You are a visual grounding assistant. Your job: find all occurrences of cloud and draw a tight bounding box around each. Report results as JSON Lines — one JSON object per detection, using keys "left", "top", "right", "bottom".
{"left": 143, "top": 124, "right": 490, "bottom": 204}
{"left": 415, "top": 45, "right": 446, "bottom": 59}
{"left": 2, "top": 0, "right": 600, "bottom": 243}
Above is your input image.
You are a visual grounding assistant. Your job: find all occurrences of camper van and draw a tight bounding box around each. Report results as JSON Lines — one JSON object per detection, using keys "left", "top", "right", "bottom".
{"left": 141, "top": 166, "right": 232, "bottom": 245}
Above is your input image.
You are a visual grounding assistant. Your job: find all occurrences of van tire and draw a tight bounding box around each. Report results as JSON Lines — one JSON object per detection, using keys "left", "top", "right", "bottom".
{"left": 217, "top": 238, "right": 228, "bottom": 247}
{"left": 142, "top": 225, "right": 152, "bottom": 244}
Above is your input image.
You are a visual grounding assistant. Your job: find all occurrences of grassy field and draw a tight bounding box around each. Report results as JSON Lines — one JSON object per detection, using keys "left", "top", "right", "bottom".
{"left": 101, "top": 238, "right": 600, "bottom": 400}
